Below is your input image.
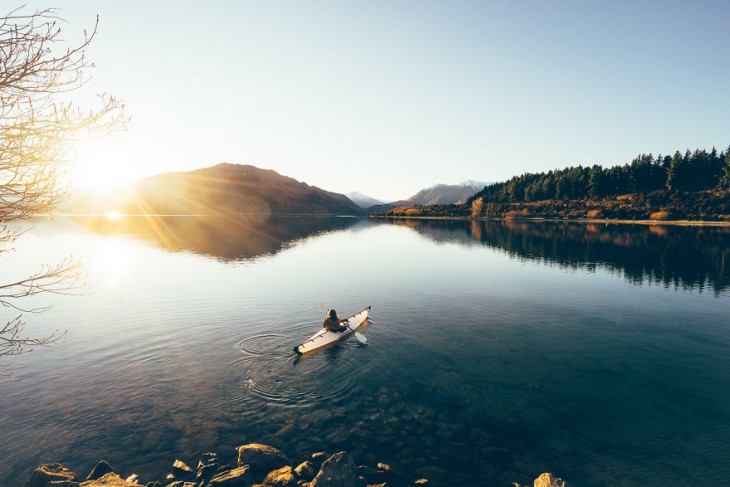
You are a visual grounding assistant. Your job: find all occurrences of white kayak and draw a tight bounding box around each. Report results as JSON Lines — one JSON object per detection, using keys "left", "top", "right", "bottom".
{"left": 294, "top": 306, "right": 370, "bottom": 355}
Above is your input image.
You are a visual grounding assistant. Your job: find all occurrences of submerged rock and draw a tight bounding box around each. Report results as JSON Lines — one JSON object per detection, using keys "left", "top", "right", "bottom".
{"left": 533, "top": 472, "right": 568, "bottom": 487}
{"left": 196, "top": 462, "right": 221, "bottom": 484}
{"left": 24, "top": 463, "right": 77, "bottom": 487}
{"left": 293, "top": 461, "right": 316, "bottom": 481}
{"left": 310, "top": 452, "right": 328, "bottom": 468}
{"left": 172, "top": 459, "right": 194, "bottom": 479}
{"left": 262, "top": 465, "right": 297, "bottom": 486}
{"left": 86, "top": 461, "right": 114, "bottom": 481}
{"left": 198, "top": 452, "right": 218, "bottom": 466}
{"left": 237, "top": 443, "right": 290, "bottom": 477}
{"left": 208, "top": 466, "right": 253, "bottom": 486}
{"left": 514, "top": 472, "right": 568, "bottom": 487}
{"left": 79, "top": 472, "right": 143, "bottom": 486}
{"left": 309, "top": 451, "right": 362, "bottom": 487}
{"left": 357, "top": 463, "right": 406, "bottom": 486}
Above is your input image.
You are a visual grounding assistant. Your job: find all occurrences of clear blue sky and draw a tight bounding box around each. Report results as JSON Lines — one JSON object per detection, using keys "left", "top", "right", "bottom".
{"left": 21, "top": 0, "right": 730, "bottom": 201}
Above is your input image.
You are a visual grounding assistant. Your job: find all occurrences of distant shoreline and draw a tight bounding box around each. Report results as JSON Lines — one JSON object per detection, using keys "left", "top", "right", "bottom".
{"left": 368, "top": 214, "right": 730, "bottom": 227}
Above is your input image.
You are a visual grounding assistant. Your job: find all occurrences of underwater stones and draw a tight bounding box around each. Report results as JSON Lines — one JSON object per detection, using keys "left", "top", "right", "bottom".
{"left": 79, "top": 472, "right": 143, "bottom": 486}
{"left": 171, "top": 459, "right": 194, "bottom": 479}
{"left": 237, "top": 444, "right": 290, "bottom": 477}
{"left": 24, "top": 463, "right": 77, "bottom": 487}
{"left": 86, "top": 460, "right": 114, "bottom": 481}
{"left": 261, "top": 465, "right": 296, "bottom": 486}
{"left": 310, "top": 452, "right": 329, "bottom": 468}
{"left": 22, "top": 441, "right": 494, "bottom": 487}
{"left": 533, "top": 472, "right": 568, "bottom": 487}
{"left": 357, "top": 463, "right": 406, "bottom": 487}
{"left": 309, "top": 451, "right": 362, "bottom": 487}
{"left": 199, "top": 452, "right": 219, "bottom": 467}
{"left": 196, "top": 462, "right": 221, "bottom": 484}
{"left": 293, "top": 461, "right": 316, "bottom": 481}
{"left": 196, "top": 452, "right": 221, "bottom": 483}
{"left": 208, "top": 466, "right": 253, "bottom": 486}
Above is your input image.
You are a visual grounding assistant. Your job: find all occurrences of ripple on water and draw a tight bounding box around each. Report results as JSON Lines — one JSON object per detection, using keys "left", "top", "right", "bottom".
{"left": 234, "top": 325, "right": 368, "bottom": 408}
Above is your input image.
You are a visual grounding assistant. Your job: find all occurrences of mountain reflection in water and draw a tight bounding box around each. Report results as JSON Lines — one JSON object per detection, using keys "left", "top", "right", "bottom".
{"left": 76, "top": 214, "right": 361, "bottom": 261}
{"left": 385, "top": 219, "right": 730, "bottom": 293}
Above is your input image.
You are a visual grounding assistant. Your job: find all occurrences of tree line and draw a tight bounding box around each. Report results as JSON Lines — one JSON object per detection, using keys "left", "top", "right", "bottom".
{"left": 469, "top": 146, "right": 730, "bottom": 204}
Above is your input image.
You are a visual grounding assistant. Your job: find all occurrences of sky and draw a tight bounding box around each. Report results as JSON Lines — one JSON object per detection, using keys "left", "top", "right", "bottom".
{"left": 19, "top": 0, "right": 730, "bottom": 202}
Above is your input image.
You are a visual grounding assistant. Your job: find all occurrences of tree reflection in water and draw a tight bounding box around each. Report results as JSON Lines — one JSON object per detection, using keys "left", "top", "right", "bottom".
{"left": 387, "top": 219, "right": 730, "bottom": 294}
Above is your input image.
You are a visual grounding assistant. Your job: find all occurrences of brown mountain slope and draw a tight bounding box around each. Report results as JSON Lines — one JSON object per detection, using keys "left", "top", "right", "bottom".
{"left": 75, "top": 163, "right": 364, "bottom": 216}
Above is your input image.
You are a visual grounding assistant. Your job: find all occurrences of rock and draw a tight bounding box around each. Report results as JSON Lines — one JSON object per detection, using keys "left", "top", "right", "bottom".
{"left": 208, "top": 466, "right": 253, "bottom": 486}
{"left": 78, "top": 472, "right": 143, "bottom": 486}
{"left": 533, "top": 472, "right": 567, "bottom": 487}
{"left": 262, "top": 466, "right": 297, "bottom": 486}
{"left": 196, "top": 462, "right": 220, "bottom": 483}
{"left": 86, "top": 461, "right": 114, "bottom": 481}
{"left": 199, "top": 452, "right": 218, "bottom": 466}
{"left": 309, "top": 452, "right": 363, "bottom": 487}
{"left": 24, "top": 463, "right": 77, "bottom": 487}
{"left": 172, "top": 460, "right": 194, "bottom": 479}
{"left": 293, "top": 461, "right": 316, "bottom": 481}
{"left": 144, "top": 482, "right": 161, "bottom": 487}
{"left": 411, "top": 480, "right": 430, "bottom": 486}
{"left": 236, "top": 444, "right": 290, "bottom": 477}
{"left": 357, "top": 464, "right": 406, "bottom": 487}
{"left": 310, "top": 452, "right": 328, "bottom": 468}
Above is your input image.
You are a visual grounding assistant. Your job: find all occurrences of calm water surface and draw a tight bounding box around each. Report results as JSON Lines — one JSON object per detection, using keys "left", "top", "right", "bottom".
{"left": 1, "top": 216, "right": 729, "bottom": 486}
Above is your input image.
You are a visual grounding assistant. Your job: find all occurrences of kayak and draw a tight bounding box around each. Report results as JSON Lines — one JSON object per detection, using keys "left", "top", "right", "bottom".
{"left": 293, "top": 306, "right": 370, "bottom": 355}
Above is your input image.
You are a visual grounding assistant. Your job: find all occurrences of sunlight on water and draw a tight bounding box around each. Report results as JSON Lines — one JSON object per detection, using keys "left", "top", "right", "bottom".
{"left": 92, "top": 239, "right": 135, "bottom": 287}
{"left": 1, "top": 217, "right": 729, "bottom": 486}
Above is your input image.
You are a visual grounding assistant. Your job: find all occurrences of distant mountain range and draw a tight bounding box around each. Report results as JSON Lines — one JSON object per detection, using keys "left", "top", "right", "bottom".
{"left": 367, "top": 181, "right": 488, "bottom": 212}
{"left": 346, "top": 192, "right": 385, "bottom": 208}
{"left": 408, "top": 180, "right": 488, "bottom": 205}
{"left": 70, "top": 163, "right": 487, "bottom": 216}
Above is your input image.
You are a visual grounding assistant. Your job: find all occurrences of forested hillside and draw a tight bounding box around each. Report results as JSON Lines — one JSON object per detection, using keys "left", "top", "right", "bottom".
{"left": 373, "top": 146, "right": 730, "bottom": 222}
{"left": 469, "top": 146, "right": 730, "bottom": 204}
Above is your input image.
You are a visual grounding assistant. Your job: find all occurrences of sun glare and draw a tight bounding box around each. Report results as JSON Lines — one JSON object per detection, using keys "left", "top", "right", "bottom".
{"left": 105, "top": 211, "right": 124, "bottom": 220}
{"left": 94, "top": 240, "right": 134, "bottom": 288}
{"left": 69, "top": 140, "right": 140, "bottom": 190}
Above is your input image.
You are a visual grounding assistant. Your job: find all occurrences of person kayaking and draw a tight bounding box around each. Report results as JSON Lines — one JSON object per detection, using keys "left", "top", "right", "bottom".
{"left": 322, "top": 308, "right": 347, "bottom": 332}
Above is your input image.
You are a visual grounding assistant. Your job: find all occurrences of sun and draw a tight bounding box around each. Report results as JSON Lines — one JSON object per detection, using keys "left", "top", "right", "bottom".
{"left": 68, "top": 139, "right": 141, "bottom": 190}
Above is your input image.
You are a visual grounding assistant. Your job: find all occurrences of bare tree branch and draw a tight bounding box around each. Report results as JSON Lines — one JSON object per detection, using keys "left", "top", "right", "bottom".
{"left": 1, "top": 6, "right": 125, "bottom": 376}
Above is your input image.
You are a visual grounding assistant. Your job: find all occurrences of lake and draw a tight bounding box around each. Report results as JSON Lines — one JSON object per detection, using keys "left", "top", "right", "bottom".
{"left": 1, "top": 216, "right": 729, "bottom": 486}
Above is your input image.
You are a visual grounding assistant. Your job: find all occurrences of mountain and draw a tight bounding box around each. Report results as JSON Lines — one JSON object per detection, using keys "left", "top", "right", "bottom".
{"left": 72, "top": 163, "right": 364, "bottom": 216}
{"left": 346, "top": 191, "right": 385, "bottom": 208}
{"left": 407, "top": 181, "right": 488, "bottom": 205}
{"left": 367, "top": 181, "right": 488, "bottom": 212}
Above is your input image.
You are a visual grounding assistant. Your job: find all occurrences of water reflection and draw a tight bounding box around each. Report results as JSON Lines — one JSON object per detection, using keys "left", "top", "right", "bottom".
{"left": 75, "top": 215, "right": 362, "bottom": 261}
{"left": 382, "top": 219, "right": 730, "bottom": 293}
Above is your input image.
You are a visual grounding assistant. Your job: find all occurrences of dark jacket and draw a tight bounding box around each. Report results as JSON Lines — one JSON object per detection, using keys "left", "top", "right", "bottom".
{"left": 323, "top": 315, "right": 347, "bottom": 332}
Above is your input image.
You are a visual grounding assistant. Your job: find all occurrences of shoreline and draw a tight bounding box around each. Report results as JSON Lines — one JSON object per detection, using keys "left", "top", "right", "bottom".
{"left": 368, "top": 214, "right": 730, "bottom": 227}
{"left": 21, "top": 444, "right": 568, "bottom": 487}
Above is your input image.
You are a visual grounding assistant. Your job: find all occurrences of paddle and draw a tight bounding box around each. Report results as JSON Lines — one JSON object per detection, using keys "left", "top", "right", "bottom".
{"left": 319, "top": 302, "right": 368, "bottom": 345}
